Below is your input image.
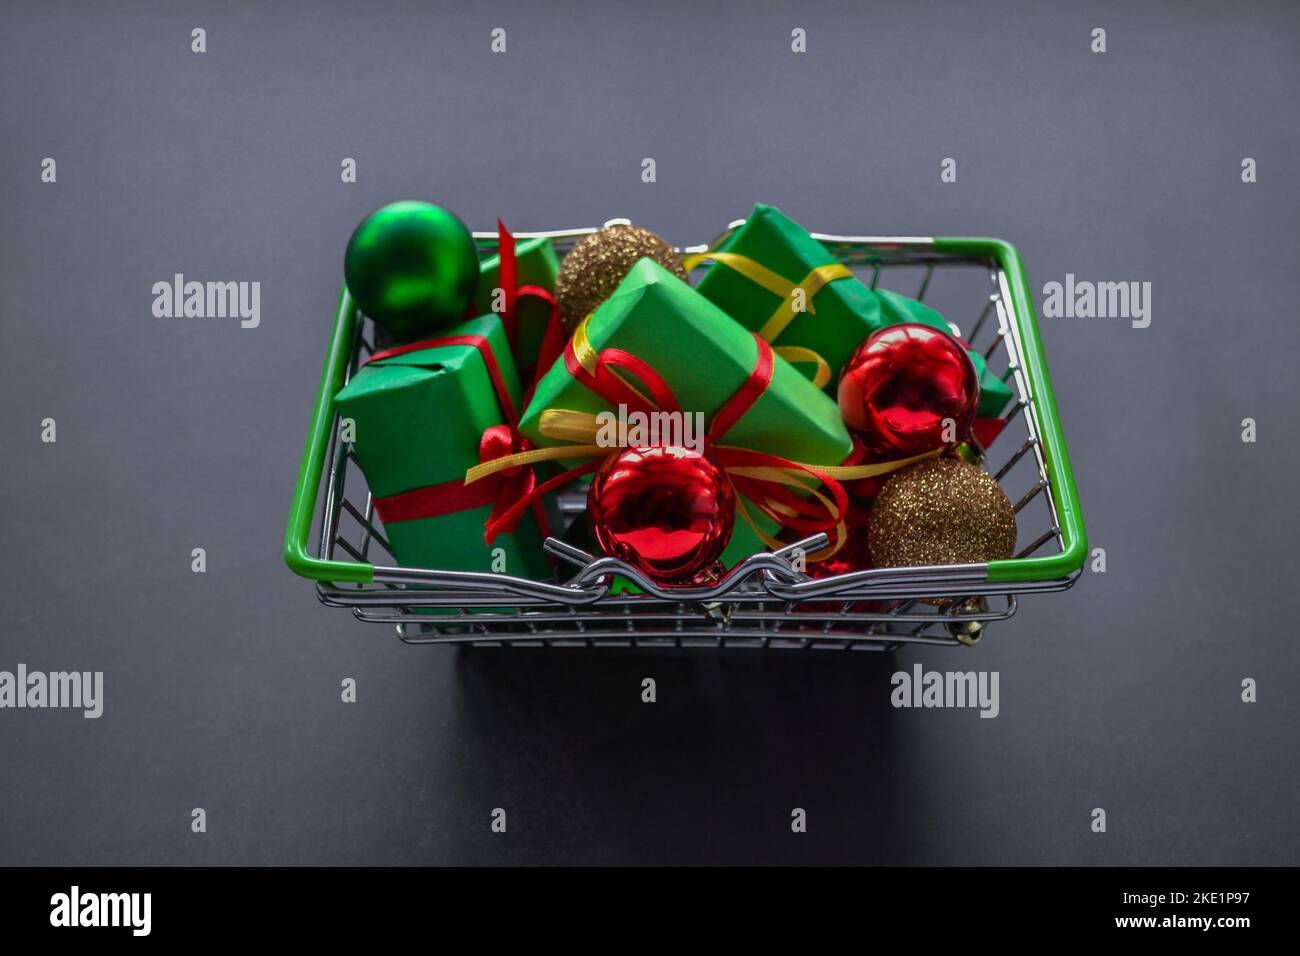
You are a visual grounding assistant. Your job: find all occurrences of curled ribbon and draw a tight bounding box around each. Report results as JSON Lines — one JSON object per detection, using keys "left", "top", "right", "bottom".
{"left": 770, "top": 344, "right": 831, "bottom": 390}
{"left": 467, "top": 315, "right": 940, "bottom": 560}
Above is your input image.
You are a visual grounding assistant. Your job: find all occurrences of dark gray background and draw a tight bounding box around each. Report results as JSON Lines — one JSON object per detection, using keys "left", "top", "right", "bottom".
{"left": 2, "top": 0, "right": 1296, "bottom": 866}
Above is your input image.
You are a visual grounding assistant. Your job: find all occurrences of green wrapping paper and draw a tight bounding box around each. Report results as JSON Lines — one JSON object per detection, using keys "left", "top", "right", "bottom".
{"left": 691, "top": 203, "right": 1013, "bottom": 417}
{"left": 475, "top": 235, "right": 560, "bottom": 376}
{"left": 692, "top": 203, "right": 881, "bottom": 385}
{"left": 333, "top": 313, "right": 549, "bottom": 580}
{"left": 519, "top": 258, "right": 854, "bottom": 569}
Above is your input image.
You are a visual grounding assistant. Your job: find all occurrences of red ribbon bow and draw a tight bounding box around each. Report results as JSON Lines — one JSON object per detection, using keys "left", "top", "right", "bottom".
{"left": 476, "top": 423, "right": 539, "bottom": 539}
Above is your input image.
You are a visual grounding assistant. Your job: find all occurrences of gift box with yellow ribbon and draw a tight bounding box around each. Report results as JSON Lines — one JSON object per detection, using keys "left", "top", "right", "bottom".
{"left": 482, "top": 258, "right": 934, "bottom": 569}
{"left": 688, "top": 203, "right": 1013, "bottom": 419}
{"left": 688, "top": 203, "right": 878, "bottom": 394}
{"left": 332, "top": 312, "right": 550, "bottom": 579}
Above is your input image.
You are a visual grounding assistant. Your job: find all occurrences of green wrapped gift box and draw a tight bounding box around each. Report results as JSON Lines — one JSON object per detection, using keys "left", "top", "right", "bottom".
{"left": 519, "top": 258, "right": 854, "bottom": 569}
{"left": 691, "top": 203, "right": 1013, "bottom": 417}
{"left": 333, "top": 313, "right": 549, "bottom": 580}
{"left": 475, "top": 235, "right": 560, "bottom": 378}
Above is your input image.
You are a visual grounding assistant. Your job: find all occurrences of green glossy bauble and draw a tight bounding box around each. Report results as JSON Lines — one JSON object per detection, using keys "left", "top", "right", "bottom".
{"left": 344, "top": 200, "right": 478, "bottom": 340}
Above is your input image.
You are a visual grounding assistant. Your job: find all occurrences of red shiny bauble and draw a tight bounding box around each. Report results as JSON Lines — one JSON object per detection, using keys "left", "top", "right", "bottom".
{"left": 587, "top": 446, "right": 735, "bottom": 583}
{"left": 837, "top": 323, "right": 979, "bottom": 458}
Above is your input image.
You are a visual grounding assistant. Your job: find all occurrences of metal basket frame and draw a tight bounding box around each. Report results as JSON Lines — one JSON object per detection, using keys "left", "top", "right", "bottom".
{"left": 284, "top": 221, "right": 1086, "bottom": 649}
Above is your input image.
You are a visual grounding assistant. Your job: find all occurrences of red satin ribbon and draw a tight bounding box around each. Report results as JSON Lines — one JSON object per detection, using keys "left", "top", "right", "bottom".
{"left": 497, "top": 219, "right": 564, "bottom": 391}
{"left": 706, "top": 335, "right": 772, "bottom": 442}
{"left": 368, "top": 471, "right": 500, "bottom": 524}
{"left": 972, "top": 416, "right": 1009, "bottom": 449}
{"left": 562, "top": 344, "right": 682, "bottom": 417}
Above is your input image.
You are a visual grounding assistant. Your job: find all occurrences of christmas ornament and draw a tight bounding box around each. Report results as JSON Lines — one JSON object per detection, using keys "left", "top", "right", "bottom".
{"left": 555, "top": 224, "right": 687, "bottom": 332}
{"left": 945, "top": 597, "right": 989, "bottom": 645}
{"left": 587, "top": 445, "right": 734, "bottom": 583}
{"left": 344, "top": 200, "right": 479, "bottom": 341}
{"left": 868, "top": 457, "right": 1016, "bottom": 572}
{"left": 838, "top": 323, "right": 979, "bottom": 458}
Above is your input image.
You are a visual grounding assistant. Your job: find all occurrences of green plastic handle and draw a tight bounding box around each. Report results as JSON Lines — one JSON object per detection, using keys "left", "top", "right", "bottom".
{"left": 283, "top": 284, "right": 375, "bottom": 584}
{"left": 933, "top": 238, "right": 1087, "bottom": 583}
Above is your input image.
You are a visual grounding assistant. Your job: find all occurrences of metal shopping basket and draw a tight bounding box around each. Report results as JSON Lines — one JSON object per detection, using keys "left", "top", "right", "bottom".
{"left": 284, "top": 220, "right": 1086, "bottom": 649}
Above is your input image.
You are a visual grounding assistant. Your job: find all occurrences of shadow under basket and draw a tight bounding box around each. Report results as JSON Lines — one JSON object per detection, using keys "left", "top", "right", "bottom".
{"left": 285, "top": 224, "right": 1086, "bottom": 650}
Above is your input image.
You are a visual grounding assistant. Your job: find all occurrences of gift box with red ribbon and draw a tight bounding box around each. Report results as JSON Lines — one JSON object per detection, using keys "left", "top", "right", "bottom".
{"left": 332, "top": 312, "right": 550, "bottom": 579}
{"left": 499, "top": 259, "right": 931, "bottom": 570}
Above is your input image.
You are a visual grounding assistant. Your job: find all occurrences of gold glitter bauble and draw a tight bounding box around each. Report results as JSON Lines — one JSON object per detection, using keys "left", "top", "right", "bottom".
{"left": 555, "top": 224, "right": 687, "bottom": 331}
{"left": 868, "top": 458, "right": 1017, "bottom": 571}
